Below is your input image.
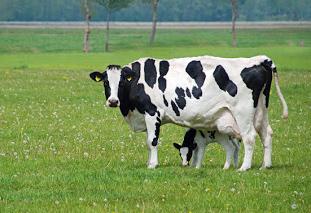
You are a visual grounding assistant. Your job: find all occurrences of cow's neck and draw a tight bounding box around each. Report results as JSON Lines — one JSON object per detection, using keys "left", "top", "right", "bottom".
{"left": 119, "top": 82, "right": 135, "bottom": 117}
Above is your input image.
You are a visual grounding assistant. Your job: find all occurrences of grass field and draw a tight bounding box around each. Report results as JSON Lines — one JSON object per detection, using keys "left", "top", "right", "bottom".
{"left": 0, "top": 28, "right": 310, "bottom": 212}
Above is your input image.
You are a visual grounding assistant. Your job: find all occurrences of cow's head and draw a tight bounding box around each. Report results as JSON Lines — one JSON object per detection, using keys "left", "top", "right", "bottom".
{"left": 90, "top": 65, "right": 136, "bottom": 107}
{"left": 173, "top": 142, "right": 197, "bottom": 166}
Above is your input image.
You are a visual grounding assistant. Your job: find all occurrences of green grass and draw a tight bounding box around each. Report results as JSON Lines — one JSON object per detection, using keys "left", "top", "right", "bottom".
{"left": 0, "top": 28, "right": 310, "bottom": 53}
{"left": 0, "top": 28, "right": 310, "bottom": 212}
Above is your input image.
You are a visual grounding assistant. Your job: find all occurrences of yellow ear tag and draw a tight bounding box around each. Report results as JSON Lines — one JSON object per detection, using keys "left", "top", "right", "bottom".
{"left": 127, "top": 76, "right": 132, "bottom": 81}
{"left": 95, "top": 76, "right": 101, "bottom": 82}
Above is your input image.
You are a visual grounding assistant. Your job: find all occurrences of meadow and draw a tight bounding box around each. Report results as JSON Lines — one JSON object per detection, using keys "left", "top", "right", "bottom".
{"left": 0, "top": 28, "right": 310, "bottom": 212}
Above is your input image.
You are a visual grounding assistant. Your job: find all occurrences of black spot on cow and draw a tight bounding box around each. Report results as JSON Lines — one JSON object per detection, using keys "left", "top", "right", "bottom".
{"left": 131, "top": 62, "right": 141, "bottom": 79}
{"left": 158, "top": 60, "right": 170, "bottom": 92}
{"left": 186, "top": 61, "right": 206, "bottom": 99}
{"left": 158, "top": 77, "right": 166, "bottom": 93}
{"left": 192, "top": 86, "right": 202, "bottom": 99}
{"left": 186, "top": 60, "right": 206, "bottom": 87}
{"left": 171, "top": 100, "right": 180, "bottom": 116}
{"left": 208, "top": 131, "right": 216, "bottom": 139}
{"left": 107, "top": 64, "right": 121, "bottom": 70}
{"left": 261, "top": 60, "right": 273, "bottom": 107}
{"left": 240, "top": 64, "right": 268, "bottom": 108}
{"left": 159, "top": 60, "right": 169, "bottom": 76}
{"left": 128, "top": 83, "right": 158, "bottom": 116}
{"left": 199, "top": 130, "right": 205, "bottom": 138}
{"left": 213, "top": 65, "right": 238, "bottom": 97}
{"left": 163, "top": 95, "right": 168, "bottom": 107}
{"left": 175, "top": 87, "right": 186, "bottom": 109}
{"left": 186, "top": 88, "right": 191, "bottom": 98}
{"left": 144, "top": 58, "right": 157, "bottom": 88}
{"left": 152, "top": 115, "right": 161, "bottom": 146}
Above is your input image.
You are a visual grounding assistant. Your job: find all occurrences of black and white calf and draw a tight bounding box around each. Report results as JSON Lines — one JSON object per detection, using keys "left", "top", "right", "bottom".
{"left": 173, "top": 129, "right": 240, "bottom": 169}
{"left": 90, "top": 55, "right": 288, "bottom": 170}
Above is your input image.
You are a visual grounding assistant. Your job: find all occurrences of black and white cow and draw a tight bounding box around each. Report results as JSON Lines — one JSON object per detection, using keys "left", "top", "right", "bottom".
{"left": 90, "top": 55, "right": 288, "bottom": 170}
{"left": 173, "top": 129, "right": 240, "bottom": 169}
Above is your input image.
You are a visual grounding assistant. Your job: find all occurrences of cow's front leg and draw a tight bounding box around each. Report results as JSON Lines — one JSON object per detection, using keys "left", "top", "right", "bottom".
{"left": 145, "top": 112, "right": 162, "bottom": 169}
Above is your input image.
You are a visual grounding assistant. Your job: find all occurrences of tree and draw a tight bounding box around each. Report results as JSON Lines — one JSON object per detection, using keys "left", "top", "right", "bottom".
{"left": 93, "top": 0, "right": 133, "bottom": 52}
{"left": 231, "top": 0, "right": 238, "bottom": 47}
{"left": 82, "top": 0, "right": 92, "bottom": 53}
{"left": 149, "top": 0, "right": 159, "bottom": 44}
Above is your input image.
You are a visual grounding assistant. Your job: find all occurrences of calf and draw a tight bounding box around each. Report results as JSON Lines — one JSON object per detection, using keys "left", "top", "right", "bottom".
{"left": 174, "top": 129, "right": 240, "bottom": 169}
{"left": 89, "top": 55, "right": 288, "bottom": 170}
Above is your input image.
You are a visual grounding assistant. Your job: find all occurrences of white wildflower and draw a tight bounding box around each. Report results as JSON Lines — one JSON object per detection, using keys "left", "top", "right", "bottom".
{"left": 291, "top": 203, "right": 297, "bottom": 209}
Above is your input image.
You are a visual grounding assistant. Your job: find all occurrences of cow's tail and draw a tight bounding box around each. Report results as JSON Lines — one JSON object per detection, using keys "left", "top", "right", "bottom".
{"left": 262, "top": 58, "right": 288, "bottom": 119}
{"left": 273, "top": 70, "right": 288, "bottom": 119}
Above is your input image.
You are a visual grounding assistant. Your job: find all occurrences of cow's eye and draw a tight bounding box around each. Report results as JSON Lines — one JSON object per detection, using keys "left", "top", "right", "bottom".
{"left": 103, "top": 80, "right": 108, "bottom": 86}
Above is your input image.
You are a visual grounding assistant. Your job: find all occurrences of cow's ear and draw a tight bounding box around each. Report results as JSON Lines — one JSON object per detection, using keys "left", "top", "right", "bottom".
{"left": 191, "top": 143, "right": 197, "bottom": 150}
{"left": 173, "top": 143, "right": 181, "bottom": 150}
{"left": 122, "top": 67, "right": 136, "bottom": 82}
{"left": 90, "top": 71, "right": 103, "bottom": 82}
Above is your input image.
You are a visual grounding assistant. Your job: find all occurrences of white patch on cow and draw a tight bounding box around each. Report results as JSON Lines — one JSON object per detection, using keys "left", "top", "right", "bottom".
{"left": 106, "top": 67, "right": 121, "bottom": 106}
{"left": 125, "top": 109, "right": 146, "bottom": 132}
{"left": 180, "top": 147, "right": 189, "bottom": 166}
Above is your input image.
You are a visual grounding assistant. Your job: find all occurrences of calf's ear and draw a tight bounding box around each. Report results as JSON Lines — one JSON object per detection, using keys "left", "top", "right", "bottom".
{"left": 173, "top": 143, "right": 181, "bottom": 150}
{"left": 191, "top": 143, "right": 197, "bottom": 150}
{"left": 90, "top": 71, "right": 103, "bottom": 82}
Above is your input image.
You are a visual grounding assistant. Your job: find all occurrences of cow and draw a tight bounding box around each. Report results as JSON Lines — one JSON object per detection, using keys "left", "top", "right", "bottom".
{"left": 173, "top": 129, "right": 240, "bottom": 169}
{"left": 89, "top": 55, "right": 288, "bottom": 170}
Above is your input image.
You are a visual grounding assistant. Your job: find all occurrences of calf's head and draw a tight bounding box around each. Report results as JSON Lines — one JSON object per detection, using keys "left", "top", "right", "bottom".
{"left": 90, "top": 65, "right": 136, "bottom": 107}
{"left": 173, "top": 142, "right": 197, "bottom": 166}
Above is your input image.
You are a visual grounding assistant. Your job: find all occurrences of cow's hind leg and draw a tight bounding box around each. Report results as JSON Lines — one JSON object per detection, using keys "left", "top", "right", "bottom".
{"left": 145, "top": 112, "right": 162, "bottom": 169}
{"left": 258, "top": 113, "right": 273, "bottom": 169}
{"left": 255, "top": 95, "right": 273, "bottom": 169}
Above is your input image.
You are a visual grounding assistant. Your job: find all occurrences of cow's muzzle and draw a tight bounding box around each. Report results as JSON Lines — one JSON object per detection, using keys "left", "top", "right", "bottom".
{"left": 107, "top": 98, "right": 119, "bottom": 107}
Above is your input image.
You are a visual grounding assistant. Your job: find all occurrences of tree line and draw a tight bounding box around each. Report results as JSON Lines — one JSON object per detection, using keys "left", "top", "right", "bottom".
{"left": 81, "top": 0, "right": 238, "bottom": 52}
{"left": 0, "top": 0, "right": 310, "bottom": 22}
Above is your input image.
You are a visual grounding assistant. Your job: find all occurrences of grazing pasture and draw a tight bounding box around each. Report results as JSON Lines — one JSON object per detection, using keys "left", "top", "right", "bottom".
{"left": 0, "top": 28, "right": 310, "bottom": 212}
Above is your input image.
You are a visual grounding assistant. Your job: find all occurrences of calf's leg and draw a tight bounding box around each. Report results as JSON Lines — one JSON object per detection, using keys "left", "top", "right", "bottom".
{"left": 215, "top": 133, "right": 235, "bottom": 169}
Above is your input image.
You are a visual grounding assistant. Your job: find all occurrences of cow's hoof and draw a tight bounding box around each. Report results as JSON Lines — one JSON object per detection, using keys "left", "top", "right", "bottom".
{"left": 238, "top": 165, "right": 251, "bottom": 172}
{"left": 260, "top": 164, "right": 272, "bottom": 170}
{"left": 223, "top": 165, "right": 230, "bottom": 170}
{"left": 147, "top": 163, "right": 158, "bottom": 169}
